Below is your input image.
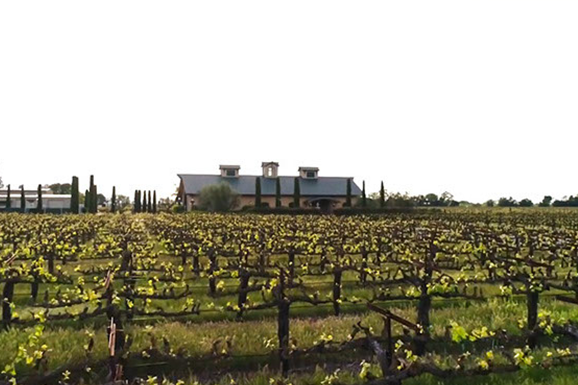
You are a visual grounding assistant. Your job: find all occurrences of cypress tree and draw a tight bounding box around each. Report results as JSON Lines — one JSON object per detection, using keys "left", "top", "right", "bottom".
{"left": 136, "top": 190, "right": 141, "bottom": 213}
{"left": 6, "top": 185, "right": 11, "bottom": 209}
{"left": 142, "top": 190, "right": 147, "bottom": 213}
{"left": 345, "top": 179, "right": 352, "bottom": 207}
{"left": 89, "top": 175, "right": 94, "bottom": 210}
{"left": 20, "top": 185, "right": 25, "bottom": 213}
{"left": 37, "top": 184, "right": 43, "bottom": 213}
{"left": 293, "top": 177, "right": 300, "bottom": 208}
{"left": 84, "top": 189, "right": 90, "bottom": 213}
{"left": 379, "top": 181, "right": 385, "bottom": 208}
{"left": 133, "top": 190, "right": 138, "bottom": 213}
{"left": 90, "top": 184, "right": 97, "bottom": 213}
{"left": 255, "top": 177, "right": 262, "bottom": 207}
{"left": 361, "top": 181, "right": 367, "bottom": 207}
{"left": 275, "top": 177, "right": 282, "bottom": 208}
{"left": 111, "top": 186, "right": 117, "bottom": 213}
{"left": 152, "top": 191, "right": 157, "bottom": 213}
{"left": 71, "top": 176, "right": 79, "bottom": 214}
{"left": 147, "top": 191, "right": 152, "bottom": 213}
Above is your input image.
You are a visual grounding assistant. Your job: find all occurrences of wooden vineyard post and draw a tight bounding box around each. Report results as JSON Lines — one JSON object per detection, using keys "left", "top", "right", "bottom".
{"left": 47, "top": 251, "right": 55, "bottom": 275}
{"left": 106, "top": 308, "right": 126, "bottom": 383}
{"left": 237, "top": 269, "right": 250, "bottom": 319}
{"left": 333, "top": 266, "right": 342, "bottom": 316}
{"left": 2, "top": 280, "right": 15, "bottom": 330}
{"left": 193, "top": 250, "right": 200, "bottom": 277}
{"left": 208, "top": 249, "right": 218, "bottom": 296}
{"left": 360, "top": 247, "right": 368, "bottom": 285}
{"left": 368, "top": 303, "right": 419, "bottom": 385}
{"left": 276, "top": 269, "right": 290, "bottom": 377}
{"left": 527, "top": 290, "right": 539, "bottom": 348}
{"left": 288, "top": 249, "right": 295, "bottom": 286}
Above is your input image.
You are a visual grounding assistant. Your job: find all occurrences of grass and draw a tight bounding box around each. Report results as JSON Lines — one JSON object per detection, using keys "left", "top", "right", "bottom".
{"left": 4, "top": 296, "right": 578, "bottom": 383}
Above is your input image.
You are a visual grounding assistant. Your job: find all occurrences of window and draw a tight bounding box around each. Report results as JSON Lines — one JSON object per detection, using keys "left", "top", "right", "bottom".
{"left": 226, "top": 169, "right": 236, "bottom": 177}
{"left": 306, "top": 171, "right": 316, "bottom": 178}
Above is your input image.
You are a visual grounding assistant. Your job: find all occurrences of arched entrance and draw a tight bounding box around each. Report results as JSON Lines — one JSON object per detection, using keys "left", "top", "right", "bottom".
{"left": 305, "top": 197, "right": 340, "bottom": 214}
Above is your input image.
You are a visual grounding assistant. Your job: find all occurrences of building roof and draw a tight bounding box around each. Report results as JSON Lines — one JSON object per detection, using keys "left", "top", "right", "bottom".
{"left": 178, "top": 174, "right": 362, "bottom": 196}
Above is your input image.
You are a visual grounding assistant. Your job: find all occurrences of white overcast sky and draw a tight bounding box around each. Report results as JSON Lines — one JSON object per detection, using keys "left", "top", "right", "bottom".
{"left": 1, "top": 1, "right": 577, "bottom": 203}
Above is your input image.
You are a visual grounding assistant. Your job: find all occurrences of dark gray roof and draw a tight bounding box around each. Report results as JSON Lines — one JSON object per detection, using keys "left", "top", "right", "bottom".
{"left": 178, "top": 174, "right": 362, "bottom": 196}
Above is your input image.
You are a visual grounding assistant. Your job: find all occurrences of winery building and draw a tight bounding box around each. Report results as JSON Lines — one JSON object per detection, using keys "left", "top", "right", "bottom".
{"left": 177, "top": 162, "right": 361, "bottom": 212}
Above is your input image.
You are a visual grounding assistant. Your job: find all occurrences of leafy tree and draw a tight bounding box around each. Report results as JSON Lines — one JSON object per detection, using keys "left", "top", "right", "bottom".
{"left": 37, "top": 184, "right": 43, "bottom": 212}
{"left": 440, "top": 191, "right": 454, "bottom": 203}
{"left": 485, "top": 199, "right": 495, "bottom": 207}
{"left": 275, "top": 177, "right": 282, "bottom": 208}
{"left": 385, "top": 192, "right": 415, "bottom": 208}
{"left": 293, "top": 178, "right": 300, "bottom": 208}
{"left": 197, "top": 183, "right": 240, "bottom": 212}
{"left": 539, "top": 196, "right": 553, "bottom": 207}
{"left": 379, "top": 181, "right": 385, "bottom": 208}
{"left": 49, "top": 183, "right": 72, "bottom": 194}
{"left": 518, "top": 198, "right": 534, "bottom": 207}
{"left": 552, "top": 196, "right": 578, "bottom": 207}
{"left": 498, "top": 197, "right": 517, "bottom": 207}
{"left": 425, "top": 193, "right": 439, "bottom": 206}
{"left": 255, "top": 177, "right": 262, "bottom": 207}
{"left": 70, "top": 177, "right": 79, "bottom": 214}
{"left": 116, "top": 195, "right": 131, "bottom": 211}
{"left": 158, "top": 197, "right": 174, "bottom": 212}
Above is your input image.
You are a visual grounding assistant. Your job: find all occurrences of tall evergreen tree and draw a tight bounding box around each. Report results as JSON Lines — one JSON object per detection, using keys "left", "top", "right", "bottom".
{"left": 89, "top": 175, "right": 94, "bottom": 209}
{"left": 361, "top": 181, "right": 367, "bottom": 207}
{"left": 379, "top": 181, "right": 385, "bottom": 208}
{"left": 152, "top": 191, "right": 157, "bottom": 213}
{"left": 345, "top": 179, "right": 352, "bottom": 207}
{"left": 275, "top": 177, "right": 282, "bottom": 208}
{"left": 142, "top": 190, "right": 147, "bottom": 213}
{"left": 20, "top": 185, "right": 25, "bottom": 213}
{"left": 37, "top": 184, "right": 43, "bottom": 212}
{"left": 6, "top": 185, "right": 11, "bottom": 209}
{"left": 136, "top": 190, "right": 142, "bottom": 213}
{"left": 90, "top": 184, "right": 97, "bottom": 213}
{"left": 133, "top": 190, "right": 138, "bottom": 213}
{"left": 84, "top": 189, "right": 90, "bottom": 213}
{"left": 71, "top": 176, "right": 79, "bottom": 214}
{"left": 111, "top": 186, "right": 117, "bottom": 213}
{"left": 255, "top": 177, "right": 262, "bottom": 207}
{"left": 147, "top": 191, "right": 152, "bottom": 212}
{"left": 293, "top": 177, "right": 301, "bottom": 208}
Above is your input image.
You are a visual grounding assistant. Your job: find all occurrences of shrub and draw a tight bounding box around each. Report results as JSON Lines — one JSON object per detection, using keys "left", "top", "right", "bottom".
{"left": 197, "top": 183, "right": 240, "bottom": 212}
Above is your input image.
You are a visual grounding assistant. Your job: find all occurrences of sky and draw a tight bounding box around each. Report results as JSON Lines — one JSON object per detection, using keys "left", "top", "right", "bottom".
{"left": 1, "top": 1, "right": 577, "bottom": 204}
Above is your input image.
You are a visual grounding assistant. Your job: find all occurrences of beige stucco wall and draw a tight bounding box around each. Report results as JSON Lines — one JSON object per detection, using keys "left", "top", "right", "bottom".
{"left": 186, "top": 194, "right": 358, "bottom": 211}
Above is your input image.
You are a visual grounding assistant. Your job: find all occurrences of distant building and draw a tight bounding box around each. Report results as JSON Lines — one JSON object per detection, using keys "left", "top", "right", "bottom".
{"left": 0, "top": 187, "right": 72, "bottom": 213}
{"left": 177, "top": 162, "right": 361, "bottom": 212}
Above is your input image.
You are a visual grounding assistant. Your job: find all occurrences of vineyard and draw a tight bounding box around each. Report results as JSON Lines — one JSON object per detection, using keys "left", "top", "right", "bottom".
{"left": 3, "top": 210, "right": 578, "bottom": 385}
